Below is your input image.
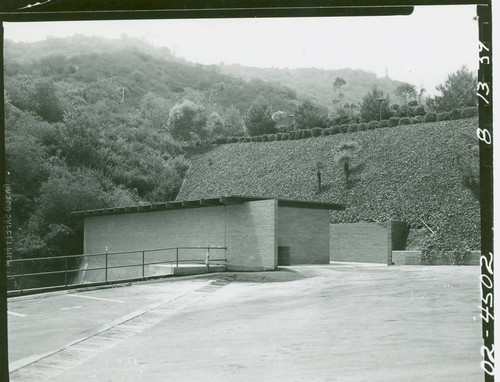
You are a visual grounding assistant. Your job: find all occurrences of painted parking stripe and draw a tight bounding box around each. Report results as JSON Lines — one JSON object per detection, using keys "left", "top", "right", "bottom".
{"left": 66, "top": 294, "right": 125, "bottom": 303}
{"left": 8, "top": 311, "right": 26, "bottom": 317}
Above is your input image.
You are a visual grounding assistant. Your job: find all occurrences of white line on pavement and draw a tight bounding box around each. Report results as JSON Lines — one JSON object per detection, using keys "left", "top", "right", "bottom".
{"left": 66, "top": 294, "right": 125, "bottom": 303}
{"left": 60, "top": 306, "right": 83, "bottom": 311}
{"left": 8, "top": 311, "right": 26, "bottom": 317}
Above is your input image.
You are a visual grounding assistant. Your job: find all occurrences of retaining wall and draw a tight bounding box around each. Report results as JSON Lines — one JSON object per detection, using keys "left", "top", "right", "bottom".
{"left": 330, "top": 221, "right": 408, "bottom": 264}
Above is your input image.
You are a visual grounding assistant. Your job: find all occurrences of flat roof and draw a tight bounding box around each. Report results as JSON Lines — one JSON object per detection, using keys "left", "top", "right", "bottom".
{"left": 71, "top": 195, "right": 345, "bottom": 217}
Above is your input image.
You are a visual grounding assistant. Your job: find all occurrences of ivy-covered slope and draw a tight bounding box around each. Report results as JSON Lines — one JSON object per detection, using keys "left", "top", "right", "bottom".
{"left": 178, "top": 119, "right": 480, "bottom": 250}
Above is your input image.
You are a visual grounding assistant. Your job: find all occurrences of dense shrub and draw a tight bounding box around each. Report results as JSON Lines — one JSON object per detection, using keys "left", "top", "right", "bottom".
{"left": 268, "top": 134, "right": 277, "bottom": 141}
{"left": 398, "top": 109, "right": 408, "bottom": 118}
{"left": 282, "top": 133, "right": 290, "bottom": 140}
{"left": 303, "top": 129, "right": 313, "bottom": 138}
{"left": 399, "top": 117, "right": 411, "bottom": 126}
{"left": 339, "top": 124, "right": 349, "bottom": 133}
{"left": 449, "top": 108, "right": 462, "bottom": 120}
{"left": 413, "top": 105, "right": 425, "bottom": 117}
{"left": 437, "top": 112, "right": 450, "bottom": 121}
{"left": 357, "top": 122, "right": 368, "bottom": 131}
{"left": 425, "top": 113, "right": 437, "bottom": 122}
{"left": 379, "top": 120, "right": 389, "bottom": 128}
{"left": 330, "top": 126, "right": 341, "bottom": 135}
{"left": 276, "top": 133, "right": 283, "bottom": 141}
{"left": 368, "top": 121, "right": 379, "bottom": 130}
{"left": 262, "top": 134, "right": 269, "bottom": 142}
{"left": 461, "top": 106, "right": 478, "bottom": 118}
{"left": 409, "top": 117, "right": 419, "bottom": 124}
{"left": 389, "top": 117, "right": 400, "bottom": 127}
{"left": 312, "top": 127, "right": 323, "bottom": 137}
{"left": 421, "top": 234, "right": 473, "bottom": 265}
{"left": 347, "top": 124, "right": 358, "bottom": 133}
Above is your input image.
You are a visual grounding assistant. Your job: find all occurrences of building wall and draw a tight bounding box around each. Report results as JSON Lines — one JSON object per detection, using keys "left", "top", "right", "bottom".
{"left": 330, "top": 222, "right": 389, "bottom": 264}
{"left": 83, "top": 206, "right": 227, "bottom": 281}
{"left": 84, "top": 206, "right": 226, "bottom": 253}
{"left": 225, "top": 200, "right": 277, "bottom": 271}
{"left": 278, "top": 207, "right": 330, "bottom": 264}
{"left": 83, "top": 200, "right": 279, "bottom": 279}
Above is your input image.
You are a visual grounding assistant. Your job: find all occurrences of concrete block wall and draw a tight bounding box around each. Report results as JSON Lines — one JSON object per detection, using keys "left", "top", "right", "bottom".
{"left": 82, "top": 199, "right": 337, "bottom": 279}
{"left": 225, "top": 200, "right": 277, "bottom": 271}
{"left": 84, "top": 206, "right": 226, "bottom": 254}
{"left": 83, "top": 206, "right": 227, "bottom": 282}
{"left": 330, "top": 222, "right": 390, "bottom": 264}
{"left": 278, "top": 207, "right": 330, "bottom": 264}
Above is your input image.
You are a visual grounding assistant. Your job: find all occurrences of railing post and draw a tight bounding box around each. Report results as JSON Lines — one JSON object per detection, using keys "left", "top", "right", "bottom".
{"left": 20, "top": 260, "right": 24, "bottom": 293}
{"left": 206, "top": 244, "right": 210, "bottom": 272}
{"left": 64, "top": 257, "right": 68, "bottom": 287}
{"left": 176, "top": 248, "right": 179, "bottom": 268}
{"left": 142, "top": 251, "right": 145, "bottom": 279}
{"left": 105, "top": 247, "right": 108, "bottom": 282}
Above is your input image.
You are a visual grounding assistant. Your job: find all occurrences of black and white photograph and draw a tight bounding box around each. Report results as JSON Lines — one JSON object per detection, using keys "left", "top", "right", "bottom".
{"left": 0, "top": 1, "right": 495, "bottom": 381}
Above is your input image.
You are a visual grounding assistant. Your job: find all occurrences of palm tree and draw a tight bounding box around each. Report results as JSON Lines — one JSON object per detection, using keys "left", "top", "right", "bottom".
{"left": 335, "top": 141, "right": 361, "bottom": 188}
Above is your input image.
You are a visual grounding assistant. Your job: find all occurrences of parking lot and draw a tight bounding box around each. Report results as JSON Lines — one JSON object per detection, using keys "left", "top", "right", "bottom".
{"left": 8, "top": 264, "right": 482, "bottom": 381}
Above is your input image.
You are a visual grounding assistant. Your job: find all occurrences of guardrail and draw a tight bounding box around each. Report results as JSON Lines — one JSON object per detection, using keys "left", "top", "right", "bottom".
{"left": 7, "top": 246, "right": 227, "bottom": 296}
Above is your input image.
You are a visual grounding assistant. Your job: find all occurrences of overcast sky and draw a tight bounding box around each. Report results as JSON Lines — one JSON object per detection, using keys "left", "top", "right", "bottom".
{"left": 4, "top": 5, "right": 478, "bottom": 94}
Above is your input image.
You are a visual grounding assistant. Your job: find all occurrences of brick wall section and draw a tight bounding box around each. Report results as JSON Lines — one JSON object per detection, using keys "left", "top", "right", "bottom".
{"left": 392, "top": 251, "right": 421, "bottom": 265}
{"left": 225, "top": 200, "right": 277, "bottom": 271}
{"left": 278, "top": 207, "right": 329, "bottom": 264}
{"left": 330, "top": 222, "right": 389, "bottom": 263}
{"left": 83, "top": 206, "right": 227, "bottom": 282}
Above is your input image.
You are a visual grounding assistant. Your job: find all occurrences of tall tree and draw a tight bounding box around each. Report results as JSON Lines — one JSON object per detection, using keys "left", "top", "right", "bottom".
{"left": 167, "top": 100, "right": 208, "bottom": 141}
{"left": 360, "top": 87, "right": 391, "bottom": 122}
{"left": 395, "top": 83, "right": 417, "bottom": 107}
{"left": 244, "top": 98, "right": 276, "bottom": 136}
{"left": 294, "top": 100, "right": 327, "bottom": 129}
{"left": 434, "top": 65, "right": 477, "bottom": 111}
{"left": 333, "top": 77, "right": 346, "bottom": 97}
{"left": 335, "top": 141, "right": 361, "bottom": 188}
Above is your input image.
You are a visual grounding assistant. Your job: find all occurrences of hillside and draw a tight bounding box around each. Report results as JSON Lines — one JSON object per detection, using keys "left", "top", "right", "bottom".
{"left": 4, "top": 37, "right": 299, "bottom": 114}
{"left": 178, "top": 119, "right": 480, "bottom": 251}
{"left": 5, "top": 36, "right": 409, "bottom": 112}
{"left": 220, "top": 64, "right": 407, "bottom": 108}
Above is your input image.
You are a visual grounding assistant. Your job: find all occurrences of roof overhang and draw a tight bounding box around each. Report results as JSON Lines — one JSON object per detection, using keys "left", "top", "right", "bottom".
{"left": 71, "top": 195, "right": 345, "bottom": 217}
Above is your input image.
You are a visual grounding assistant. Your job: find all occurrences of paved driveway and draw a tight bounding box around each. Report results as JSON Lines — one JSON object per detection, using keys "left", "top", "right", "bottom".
{"left": 8, "top": 264, "right": 482, "bottom": 382}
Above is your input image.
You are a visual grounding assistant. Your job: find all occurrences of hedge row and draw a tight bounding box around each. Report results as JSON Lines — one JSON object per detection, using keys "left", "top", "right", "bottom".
{"left": 209, "top": 107, "right": 478, "bottom": 145}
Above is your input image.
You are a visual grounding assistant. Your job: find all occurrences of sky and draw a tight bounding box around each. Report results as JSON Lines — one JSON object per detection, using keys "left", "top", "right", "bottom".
{"left": 4, "top": 4, "right": 478, "bottom": 94}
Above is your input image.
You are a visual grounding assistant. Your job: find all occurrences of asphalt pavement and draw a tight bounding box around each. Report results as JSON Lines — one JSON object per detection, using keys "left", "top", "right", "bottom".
{"left": 8, "top": 264, "right": 483, "bottom": 382}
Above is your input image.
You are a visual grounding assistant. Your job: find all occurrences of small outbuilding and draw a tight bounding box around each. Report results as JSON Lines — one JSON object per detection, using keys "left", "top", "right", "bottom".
{"left": 73, "top": 196, "right": 344, "bottom": 275}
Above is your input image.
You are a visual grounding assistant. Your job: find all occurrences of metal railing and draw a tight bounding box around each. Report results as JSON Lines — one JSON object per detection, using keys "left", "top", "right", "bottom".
{"left": 7, "top": 245, "right": 227, "bottom": 296}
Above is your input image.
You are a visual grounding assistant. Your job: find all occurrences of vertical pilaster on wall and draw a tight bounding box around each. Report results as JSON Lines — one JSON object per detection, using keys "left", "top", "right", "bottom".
{"left": 386, "top": 220, "right": 393, "bottom": 266}
{"left": 272, "top": 199, "right": 278, "bottom": 270}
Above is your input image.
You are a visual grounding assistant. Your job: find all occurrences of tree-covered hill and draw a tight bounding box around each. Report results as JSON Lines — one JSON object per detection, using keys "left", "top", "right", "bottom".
{"left": 4, "top": 36, "right": 299, "bottom": 115}
{"left": 178, "top": 119, "right": 480, "bottom": 252}
{"left": 220, "top": 64, "right": 407, "bottom": 109}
